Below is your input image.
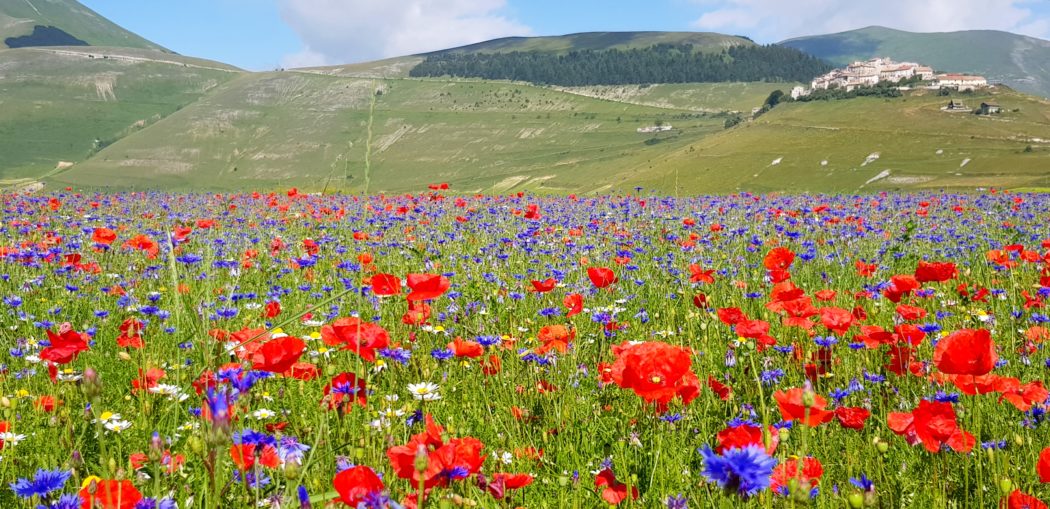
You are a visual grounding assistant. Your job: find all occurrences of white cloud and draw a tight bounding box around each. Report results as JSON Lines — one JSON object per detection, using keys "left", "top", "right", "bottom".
{"left": 692, "top": 0, "right": 1050, "bottom": 42}
{"left": 277, "top": 0, "right": 532, "bottom": 68}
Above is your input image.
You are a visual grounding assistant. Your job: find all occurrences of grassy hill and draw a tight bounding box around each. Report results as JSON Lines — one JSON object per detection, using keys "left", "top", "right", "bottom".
{"left": 0, "top": 0, "right": 164, "bottom": 50}
{"left": 623, "top": 87, "right": 1050, "bottom": 193}
{"left": 50, "top": 73, "right": 730, "bottom": 193}
{"left": 781, "top": 26, "right": 1050, "bottom": 98}
{"left": 431, "top": 31, "right": 754, "bottom": 55}
{"left": 0, "top": 46, "right": 240, "bottom": 183}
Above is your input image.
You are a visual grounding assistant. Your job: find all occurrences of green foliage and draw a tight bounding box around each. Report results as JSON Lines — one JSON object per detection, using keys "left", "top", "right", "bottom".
{"left": 410, "top": 43, "right": 832, "bottom": 85}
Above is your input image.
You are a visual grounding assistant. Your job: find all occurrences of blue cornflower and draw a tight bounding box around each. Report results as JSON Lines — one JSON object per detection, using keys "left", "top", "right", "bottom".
{"left": 760, "top": 369, "right": 785, "bottom": 386}
{"left": 379, "top": 348, "right": 411, "bottom": 365}
{"left": 814, "top": 336, "right": 838, "bottom": 348}
{"left": 930, "top": 391, "right": 960, "bottom": 403}
{"left": 440, "top": 466, "right": 470, "bottom": 482}
{"left": 298, "top": 485, "right": 312, "bottom": 509}
{"left": 660, "top": 413, "right": 683, "bottom": 423}
{"left": 538, "top": 307, "right": 561, "bottom": 317}
{"left": 40, "top": 493, "right": 82, "bottom": 509}
{"left": 430, "top": 348, "right": 454, "bottom": 361}
{"left": 666, "top": 494, "right": 688, "bottom": 509}
{"left": 10, "top": 468, "right": 71, "bottom": 498}
{"left": 699, "top": 445, "right": 776, "bottom": 497}
{"left": 849, "top": 474, "right": 874, "bottom": 491}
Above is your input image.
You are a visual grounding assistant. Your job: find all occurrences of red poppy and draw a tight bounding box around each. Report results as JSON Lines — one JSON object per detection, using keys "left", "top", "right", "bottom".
{"left": 587, "top": 267, "right": 617, "bottom": 289}
{"left": 717, "top": 307, "right": 748, "bottom": 325}
{"left": 594, "top": 469, "right": 638, "bottom": 505}
{"left": 122, "top": 234, "right": 159, "bottom": 258}
{"left": 92, "top": 227, "right": 117, "bottom": 245}
{"left": 563, "top": 293, "right": 583, "bottom": 317}
{"left": 715, "top": 423, "right": 777, "bottom": 454}
{"left": 933, "top": 328, "right": 998, "bottom": 376}
{"left": 536, "top": 324, "right": 574, "bottom": 355}
{"left": 887, "top": 400, "right": 974, "bottom": 453}
{"left": 735, "top": 319, "right": 770, "bottom": 339}
{"left": 819, "top": 307, "right": 854, "bottom": 335}
{"left": 251, "top": 336, "right": 306, "bottom": 373}
{"left": 449, "top": 337, "right": 484, "bottom": 358}
{"left": 370, "top": 273, "right": 402, "bottom": 296}
{"left": 764, "top": 247, "right": 795, "bottom": 271}
{"left": 708, "top": 376, "right": 731, "bottom": 400}
{"left": 333, "top": 465, "right": 385, "bottom": 507}
{"left": 771, "top": 456, "right": 823, "bottom": 495}
{"left": 883, "top": 274, "right": 921, "bottom": 303}
{"left": 115, "top": 318, "right": 144, "bottom": 349}
{"left": 610, "top": 341, "right": 700, "bottom": 407}
{"left": 688, "top": 264, "right": 715, "bottom": 284}
{"left": 999, "top": 380, "right": 1049, "bottom": 412}
{"left": 402, "top": 300, "right": 431, "bottom": 326}
{"left": 773, "top": 388, "right": 834, "bottom": 426}
{"left": 834, "top": 406, "right": 871, "bottom": 430}
{"left": 79, "top": 479, "right": 142, "bottom": 509}
{"left": 1038, "top": 447, "right": 1050, "bottom": 483}
{"left": 321, "top": 317, "right": 391, "bottom": 362}
{"left": 914, "top": 261, "right": 958, "bottom": 283}
{"left": 387, "top": 415, "right": 485, "bottom": 489}
{"left": 895, "top": 304, "right": 928, "bottom": 321}
{"left": 530, "top": 278, "right": 557, "bottom": 293}
{"left": 406, "top": 273, "right": 450, "bottom": 301}
{"left": 486, "top": 473, "right": 534, "bottom": 499}
{"left": 264, "top": 301, "right": 282, "bottom": 318}
{"left": 1005, "top": 490, "right": 1048, "bottom": 509}
{"left": 41, "top": 327, "right": 90, "bottom": 364}
{"left": 323, "top": 372, "right": 367, "bottom": 411}
{"left": 131, "top": 368, "right": 166, "bottom": 393}
{"left": 855, "top": 260, "right": 878, "bottom": 277}
{"left": 229, "top": 443, "right": 280, "bottom": 470}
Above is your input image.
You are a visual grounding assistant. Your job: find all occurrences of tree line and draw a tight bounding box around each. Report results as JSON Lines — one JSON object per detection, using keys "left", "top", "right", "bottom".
{"left": 409, "top": 43, "right": 832, "bottom": 86}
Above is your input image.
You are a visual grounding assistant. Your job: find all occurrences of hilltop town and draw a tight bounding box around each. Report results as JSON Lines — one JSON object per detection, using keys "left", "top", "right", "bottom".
{"left": 792, "top": 57, "right": 988, "bottom": 98}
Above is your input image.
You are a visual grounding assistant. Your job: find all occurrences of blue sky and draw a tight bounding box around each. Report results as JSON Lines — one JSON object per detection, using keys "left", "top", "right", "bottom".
{"left": 81, "top": 0, "right": 1050, "bottom": 71}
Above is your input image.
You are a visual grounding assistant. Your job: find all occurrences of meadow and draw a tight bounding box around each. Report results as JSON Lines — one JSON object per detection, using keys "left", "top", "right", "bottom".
{"left": 0, "top": 188, "right": 1048, "bottom": 509}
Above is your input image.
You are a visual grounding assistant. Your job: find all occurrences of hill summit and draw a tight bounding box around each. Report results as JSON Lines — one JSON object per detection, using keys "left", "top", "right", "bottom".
{"left": 0, "top": 0, "right": 165, "bottom": 51}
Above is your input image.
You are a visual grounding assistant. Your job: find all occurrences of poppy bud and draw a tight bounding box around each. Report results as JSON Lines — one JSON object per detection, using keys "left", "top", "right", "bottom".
{"left": 414, "top": 444, "right": 429, "bottom": 473}
{"left": 117, "top": 351, "right": 132, "bottom": 361}
{"left": 848, "top": 493, "right": 865, "bottom": 508}
{"left": 107, "top": 457, "right": 117, "bottom": 473}
{"left": 801, "top": 390, "right": 816, "bottom": 407}
{"left": 284, "top": 462, "right": 301, "bottom": 480}
{"left": 777, "top": 428, "right": 790, "bottom": 443}
{"left": 998, "top": 478, "right": 1013, "bottom": 494}
{"left": 148, "top": 432, "right": 164, "bottom": 462}
{"left": 82, "top": 368, "right": 103, "bottom": 401}
{"left": 70, "top": 450, "right": 83, "bottom": 468}
{"left": 0, "top": 396, "right": 9, "bottom": 408}
{"left": 188, "top": 436, "right": 205, "bottom": 455}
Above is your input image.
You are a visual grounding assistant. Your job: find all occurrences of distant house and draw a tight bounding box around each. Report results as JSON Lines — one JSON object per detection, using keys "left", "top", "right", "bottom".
{"left": 979, "top": 102, "right": 1002, "bottom": 114}
{"left": 936, "top": 74, "right": 988, "bottom": 91}
{"left": 942, "top": 100, "right": 970, "bottom": 112}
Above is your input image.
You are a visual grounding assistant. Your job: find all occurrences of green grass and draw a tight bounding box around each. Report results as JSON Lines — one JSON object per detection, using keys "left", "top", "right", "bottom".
{"left": 781, "top": 26, "right": 1050, "bottom": 98}
{"left": 0, "top": 0, "right": 164, "bottom": 50}
{"left": 52, "top": 73, "right": 726, "bottom": 193}
{"left": 552, "top": 82, "right": 797, "bottom": 113}
{"left": 626, "top": 87, "right": 1050, "bottom": 193}
{"left": 0, "top": 47, "right": 240, "bottom": 179}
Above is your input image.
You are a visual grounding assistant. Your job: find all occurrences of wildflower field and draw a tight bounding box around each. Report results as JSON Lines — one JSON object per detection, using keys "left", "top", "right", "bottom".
{"left": 2, "top": 188, "right": 1050, "bottom": 509}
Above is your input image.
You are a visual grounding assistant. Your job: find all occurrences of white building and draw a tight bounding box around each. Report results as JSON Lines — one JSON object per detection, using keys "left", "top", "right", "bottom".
{"left": 935, "top": 74, "right": 988, "bottom": 91}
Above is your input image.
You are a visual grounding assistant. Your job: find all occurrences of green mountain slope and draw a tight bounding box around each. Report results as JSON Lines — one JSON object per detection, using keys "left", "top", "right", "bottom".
{"left": 0, "top": 46, "right": 240, "bottom": 181}
{"left": 780, "top": 26, "right": 1050, "bottom": 98}
{"left": 431, "top": 31, "right": 754, "bottom": 54}
{"left": 0, "top": 0, "right": 164, "bottom": 50}
{"left": 625, "top": 88, "right": 1050, "bottom": 193}
{"left": 50, "top": 72, "right": 730, "bottom": 193}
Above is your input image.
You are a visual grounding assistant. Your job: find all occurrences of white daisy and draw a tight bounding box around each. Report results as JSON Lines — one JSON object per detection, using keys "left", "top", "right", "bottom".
{"left": 407, "top": 382, "right": 441, "bottom": 401}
